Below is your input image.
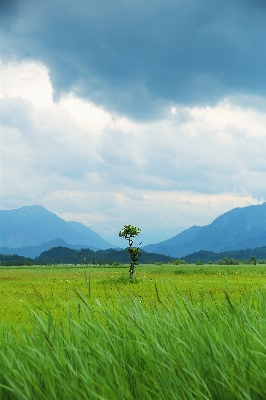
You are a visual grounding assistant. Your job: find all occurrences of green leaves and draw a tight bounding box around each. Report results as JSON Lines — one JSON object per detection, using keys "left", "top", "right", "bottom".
{"left": 119, "top": 225, "right": 141, "bottom": 239}
{"left": 126, "top": 247, "right": 141, "bottom": 262}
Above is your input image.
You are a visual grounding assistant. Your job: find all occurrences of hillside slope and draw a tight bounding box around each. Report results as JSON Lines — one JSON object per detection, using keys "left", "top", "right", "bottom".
{"left": 0, "top": 206, "right": 114, "bottom": 249}
{"left": 142, "top": 203, "right": 266, "bottom": 257}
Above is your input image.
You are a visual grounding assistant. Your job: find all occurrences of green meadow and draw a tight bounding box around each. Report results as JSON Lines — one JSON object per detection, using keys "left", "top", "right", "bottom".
{"left": 1, "top": 264, "right": 266, "bottom": 399}
{"left": 1, "top": 264, "right": 265, "bottom": 325}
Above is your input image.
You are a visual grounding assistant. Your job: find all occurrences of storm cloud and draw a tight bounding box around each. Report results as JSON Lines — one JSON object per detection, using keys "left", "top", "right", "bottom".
{"left": 1, "top": 0, "right": 266, "bottom": 119}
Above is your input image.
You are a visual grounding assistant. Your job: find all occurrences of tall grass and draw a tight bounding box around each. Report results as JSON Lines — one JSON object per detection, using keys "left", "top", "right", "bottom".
{"left": 1, "top": 287, "right": 266, "bottom": 399}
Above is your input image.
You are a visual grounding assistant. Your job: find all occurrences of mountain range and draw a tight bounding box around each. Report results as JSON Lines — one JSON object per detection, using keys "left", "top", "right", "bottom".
{"left": 0, "top": 205, "right": 114, "bottom": 250}
{"left": 0, "top": 203, "right": 265, "bottom": 259}
{"left": 143, "top": 203, "right": 266, "bottom": 257}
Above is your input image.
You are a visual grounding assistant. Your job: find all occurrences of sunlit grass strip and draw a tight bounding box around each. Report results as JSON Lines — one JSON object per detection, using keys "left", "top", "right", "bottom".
{"left": 1, "top": 289, "right": 266, "bottom": 399}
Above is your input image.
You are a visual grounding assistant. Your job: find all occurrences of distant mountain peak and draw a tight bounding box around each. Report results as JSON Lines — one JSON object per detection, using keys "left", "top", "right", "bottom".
{"left": 143, "top": 202, "right": 266, "bottom": 258}
{"left": 20, "top": 205, "right": 46, "bottom": 210}
{"left": 0, "top": 205, "right": 115, "bottom": 249}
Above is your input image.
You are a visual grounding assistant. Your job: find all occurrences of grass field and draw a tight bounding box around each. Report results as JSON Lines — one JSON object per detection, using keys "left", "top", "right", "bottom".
{"left": 1, "top": 264, "right": 265, "bottom": 325}
{"left": 1, "top": 264, "right": 266, "bottom": 399}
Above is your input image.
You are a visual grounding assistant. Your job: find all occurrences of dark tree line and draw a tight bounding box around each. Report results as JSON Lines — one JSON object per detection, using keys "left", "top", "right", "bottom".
{"left": 0, "top": 246, "right": 172, "bottom": 266}
{"left": 1, "top": 245, "right": 266, "bottom": 266}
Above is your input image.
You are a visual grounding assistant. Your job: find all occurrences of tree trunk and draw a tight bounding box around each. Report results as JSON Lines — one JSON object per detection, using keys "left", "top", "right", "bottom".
{"left": 129, "top": 261, "right": 135, "bottom": 278}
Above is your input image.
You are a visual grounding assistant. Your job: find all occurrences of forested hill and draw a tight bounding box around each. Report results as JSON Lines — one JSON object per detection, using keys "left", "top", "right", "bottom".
{"left": 0, "top": 246, "right": 173, "bottom": 266}
{"left": 183, "top": 246, "right": 266, "bottom": 263}
{"left": 1, "top": 245, "right": 266, "bottom": 266}
{"left": 36, "top": 247, "right": 173, "bottom": 264}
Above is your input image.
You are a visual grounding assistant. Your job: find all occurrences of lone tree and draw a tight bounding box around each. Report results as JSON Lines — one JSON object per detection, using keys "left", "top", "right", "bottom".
{"left": 119, "top": 225, "right": 141, "bottom": 278}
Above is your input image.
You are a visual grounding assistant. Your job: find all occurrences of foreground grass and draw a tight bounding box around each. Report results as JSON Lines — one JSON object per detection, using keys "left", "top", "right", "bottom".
{"left": 1, "top": 286, "right": 266, "bottom": 399}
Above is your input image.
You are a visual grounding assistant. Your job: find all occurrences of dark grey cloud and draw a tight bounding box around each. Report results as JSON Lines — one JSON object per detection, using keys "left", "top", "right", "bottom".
{"left": 0, "top": 0, "right": 18, "bottom": 15}
{"left": 1, "top": 0, "right": 266, "bottom": 119}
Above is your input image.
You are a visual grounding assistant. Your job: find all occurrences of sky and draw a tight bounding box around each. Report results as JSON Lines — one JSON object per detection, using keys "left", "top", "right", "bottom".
{"left": 0, "top": 0, "right": 266, "bottom": 246}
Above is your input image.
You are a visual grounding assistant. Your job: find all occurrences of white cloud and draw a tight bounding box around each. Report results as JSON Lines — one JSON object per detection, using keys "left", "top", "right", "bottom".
{"left": 0, "top": 60, "right": 265, "bottom": 243}
{"left": 0, "top": 60, "right": 53, "bottom": 107}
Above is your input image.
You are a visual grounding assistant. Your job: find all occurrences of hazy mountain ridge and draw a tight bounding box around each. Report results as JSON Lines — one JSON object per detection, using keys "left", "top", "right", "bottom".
{"left": 143, "top": 203, "right": 266, "bottom": 257}
{"left": 142, "top": 225, "right": 201, "bottom": 255}
{"left": 0, "top": 238, "right": 100, "bottom": 258}
{"left": 0, "top": 206, "right": 114, "bottom": 250}
{"left": 1, "top": 203, "right": 266, "bottom": 259}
